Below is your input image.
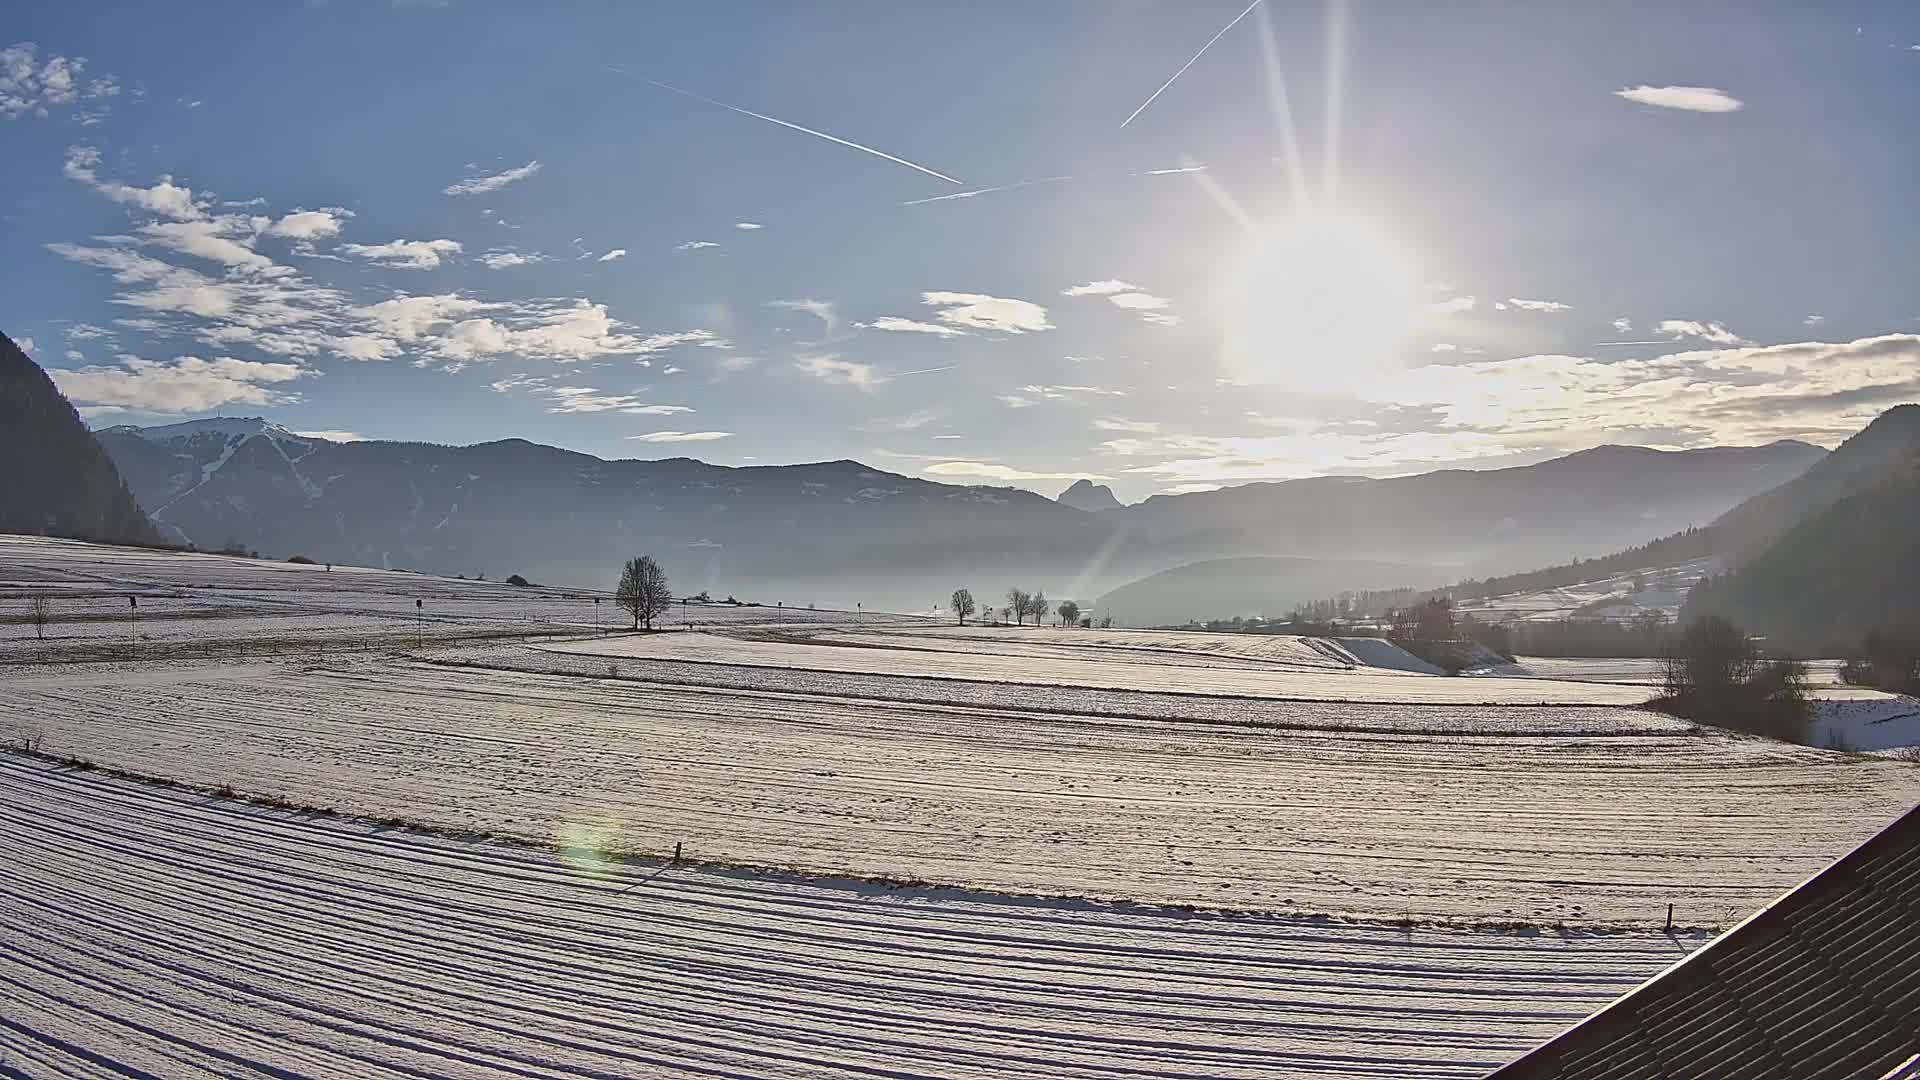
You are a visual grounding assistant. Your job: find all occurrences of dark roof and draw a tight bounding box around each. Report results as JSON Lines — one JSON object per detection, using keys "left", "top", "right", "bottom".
{"left": 1486, "top": 803, "right": 1920, "bottom": 1080}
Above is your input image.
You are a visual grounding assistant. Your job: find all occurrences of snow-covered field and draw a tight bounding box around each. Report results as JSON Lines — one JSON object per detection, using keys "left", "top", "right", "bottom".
{"left": 6, "top": 536, "right": 1919, "bottom": 1076}
{"left": 7, "top": 656, "right": 1916, "bottom": 926}
{"left": 1455, "top": 558, "right": 1717, "bottom": 624}
{"left": 541, "top": 630, "right": 1658, "bottom": 706}
{"left": 0, "top": 753, "right": 1712, "bottom": 1078}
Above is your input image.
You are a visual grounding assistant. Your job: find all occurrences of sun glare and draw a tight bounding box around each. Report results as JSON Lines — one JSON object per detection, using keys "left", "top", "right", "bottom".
{"left": 1222, "top": 214, "right": 1419, "bottom": 396}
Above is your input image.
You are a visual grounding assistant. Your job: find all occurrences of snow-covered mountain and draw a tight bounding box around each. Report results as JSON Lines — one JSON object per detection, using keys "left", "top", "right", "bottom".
{"left": 92, "top": 419, "right": 1828, "bottom": 610}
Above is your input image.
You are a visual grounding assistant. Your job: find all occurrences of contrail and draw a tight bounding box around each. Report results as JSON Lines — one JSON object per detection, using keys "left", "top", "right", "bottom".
{"left": 631, "top": 73, "right": 964, "bottom": 185}
{"left": 1133, "top": 164, "right": 1209, "bottom": 176}
{"left": 902, "top": 176, "right": 1074, "bottom": 206}
{"left": 892, "top": 364, "right": 958, "bottom": 378}
{"left": 1120, "top": 0, "right": 1266, "bottom": 129}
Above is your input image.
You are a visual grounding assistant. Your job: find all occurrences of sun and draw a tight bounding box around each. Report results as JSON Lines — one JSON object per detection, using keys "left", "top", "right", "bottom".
{"left": 1221, "top": 214, "right": 1420, "bottom": 396}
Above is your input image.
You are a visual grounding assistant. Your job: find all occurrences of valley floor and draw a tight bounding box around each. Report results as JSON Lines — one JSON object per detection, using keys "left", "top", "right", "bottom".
{"left": 0, "top": 753, "right": 1704, "bottom": 1079}
{"left": 4, "top": 535, "right": 1918, "bottom": 1077}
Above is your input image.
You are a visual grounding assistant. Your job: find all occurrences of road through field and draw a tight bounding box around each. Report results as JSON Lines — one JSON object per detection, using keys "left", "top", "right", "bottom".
{"left": 0, "top": 753, "right": 1705, "bottom": 1079}
{"left": 7, "top": 657, "right": 1916, "bottom": 926}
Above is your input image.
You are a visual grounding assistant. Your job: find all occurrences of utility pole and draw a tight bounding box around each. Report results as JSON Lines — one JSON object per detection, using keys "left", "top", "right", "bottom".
{"left": 594, "top": 596, "right": 601, "bottom": 635}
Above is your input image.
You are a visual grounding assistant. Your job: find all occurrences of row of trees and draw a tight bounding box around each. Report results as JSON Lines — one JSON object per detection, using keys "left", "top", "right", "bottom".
{"left": 947, "top": 587, "right": 1085, "bottom": 627}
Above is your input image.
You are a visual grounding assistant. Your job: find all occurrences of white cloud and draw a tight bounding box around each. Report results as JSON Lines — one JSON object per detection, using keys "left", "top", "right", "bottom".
{"left": 1657, "top": 319, "right": 1746, "bottom": 345}
{"left": 734, "top": 222, "right": 763, "bottom": 230}
{"left": 859, "top": 316, "right": 968, "bottom": 337}
{"left": 1062, "top": 280, "right": 1178, "bottom": 325}
{"left": 340, "top": 238, "right": 463, "bottom": 269}
{"left": 1803, "top": 314, "right": 1826, "bottom": 327}
{"left": 1431, "top": 343, "right": 1459, "bottom": 353}
{"left": 294, "top": 429, "right": 366, "bottom": 442}
{"left": 1507, "top": 297, "right": 1571, "bottom": 312}
{"left": 138, "top": 219, "right": 274, "bottom": 272}
{"left": 537, "top": 388, "right": 694, "bottom": 415}
{"left": 597, "top": 248, "right": 627, "bottom": 262}
{"left": 1, "top": 43, "right": 120, "bottom": 120}
{"left": 265, "top": 208, "right": 352, "bottom": 240}
{"left": 1017, "top": 384, "right": 1128, "bottom": 403}
{"left": 628, "top": 430, "right": 732, "bottom": 442}
{"left": 63, "top": 145, "right": 204, "bottom": 220}
{"left": 1613, "top": 85, "right": 1743, "bottom": 113}
{"left": 923, "top": 461, "right": 1107, "bottom": 483}
{"left": 997, "top": 395, "right": 1034, "bottom": 408}
{"left": 1062, "top": 280, "right": 1137, "bottom": 297}
{"left": 1093, "top": 417, "right": 1161, "bottom": 434}
{"left": 49, "top": 354, "right": 308, "bottom": 414}
{"left": 476, "top": 250, "right": 549, "bottom": 270}
{"left": 1612, "top": 317, "right": 1633, "bottom": 333}
{"left": 17, "top": 337, "right": 35, "bottom": 355}
{"left": 1426, "top": 295, "right": 1476, "bottom": 315}
{"left": 442, "top": 160, "right": 542, "bottom": 196}
{"left": 769, "top": 298, "right": 840, "bottom": 337}
{"left": 675, "top": 240, "right": 720, "bottom": 252}
{"left": 921, "top": 290, "right": 1052, "bottom": 334}
{"left": 794, "top": 353, "right": 878, "bottom": 390}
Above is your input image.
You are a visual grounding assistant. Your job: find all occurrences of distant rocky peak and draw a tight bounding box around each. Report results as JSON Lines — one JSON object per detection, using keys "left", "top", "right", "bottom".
{"left": 1057, "top": 478, "right": 1124, "bottom": 513}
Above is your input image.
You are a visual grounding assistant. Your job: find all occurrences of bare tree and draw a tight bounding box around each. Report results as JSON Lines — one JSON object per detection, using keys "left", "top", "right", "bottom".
{"left": 1057, "top": 599, "right": 1080, "bottom": 627}
{"left": 615, "top": 555, "right": 672, "bottom": 630}
{"left": 950, "top": 588, "right": 976, "bottom": 626}
{"left": 28, "top": 597, "right": 51, "bottom": 641}
{"left": 1006, "top": 587, "right": 1030, "bottom": 627}
{"left": 1029, "top": 589, "right": 1048, "bottom": 626}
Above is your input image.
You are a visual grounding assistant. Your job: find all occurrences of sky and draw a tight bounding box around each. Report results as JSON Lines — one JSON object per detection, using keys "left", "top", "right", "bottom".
{"left": 5, "top": 1, "right": 1920, "bottom": 501}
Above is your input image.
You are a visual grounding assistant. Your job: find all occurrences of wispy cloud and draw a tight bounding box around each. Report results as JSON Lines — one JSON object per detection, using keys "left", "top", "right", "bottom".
{"left": 628, "top": 430, "right": 732, "bottom": 442}
{"left": 1062, "top": 280, "right": 1136, "bottom": 297}
{"left": 858, "top": 316, "right": 968, "bottom": 337}
{"left": 921, "top": 291, "right": 1052, "bottom": 334}
{"left": 443, "top": 160, "right": 543, "bottom": 196}
{"left": 476, "top": 249, "right": 549, "bottom": 270}
{"left": 63, "top": 145, "right": 203, "bottom": 220}
{"left": 794, "top": 353, "right": 878, "bottom": 390}
{"left": 1612, "top": 317, "right": 1634, "bottom": 333}
{"left": 1, "top": 43, "right": 122, "bottom": 121}
{"left": 294, "top": 429, "right": 367, "bottom": 442}
{"left": 1658, "top": 319, "right": 1746, "bottom": 345}
{"left": 733, "top": 221, "right": 763, "bottom": 230}
{"left": 633, "top": 74, "right": 963, "bottom": 185}
{"left": 597, "top": 248, "right": 627, "bottom": 262}
{"left": 339, "top": 238, "right": 463, "bottom": 270}
{"left": 49, "top": 354, "right": 308, "bottom": 415}
{"left": 674, "top": 240, "right": 720, "bottom": 252}
{"left": 1803, "top": 314, "right": 1826, "bottom": 327}
{"left": 1062, "top": 279, "right": 1178, "bottom": 325}
{"left": 1426, "top": 295, "right": 1476, "bottom": 315}
{"left": 769, "top": 298, "right": 840, "bottom": 337}
{"left": 265, "top": 208, "right": 353, "bottom": 240}
{"left": 1613, "top": 85, "right": 1743, "bottom": 113}
{"left": 924, "top": 461, "right": 1108, "bottom": 484}
{"left": 1507, "top": 297, "right": 1571, "bottom": 312}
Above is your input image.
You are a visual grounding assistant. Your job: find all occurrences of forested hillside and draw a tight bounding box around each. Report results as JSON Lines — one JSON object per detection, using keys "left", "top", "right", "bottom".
{"left": 0, "top": 333, "right": 161, "bottom": 547}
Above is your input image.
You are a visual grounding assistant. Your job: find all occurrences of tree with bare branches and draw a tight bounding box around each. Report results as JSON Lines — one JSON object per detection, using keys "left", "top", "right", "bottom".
{"left": 615, "top": 555, "right": 672, "bottom": 630}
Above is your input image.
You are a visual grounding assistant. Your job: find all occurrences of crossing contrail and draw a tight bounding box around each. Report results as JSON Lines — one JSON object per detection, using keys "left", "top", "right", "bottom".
{"left": 902, "top": 176, "right": 1075, "bottom": 205}
{"left": 629, "top": 72, "right": 965, "bottom": 185}
{"left": 1120, "top": 0, "right": 1266, "bottom": 129}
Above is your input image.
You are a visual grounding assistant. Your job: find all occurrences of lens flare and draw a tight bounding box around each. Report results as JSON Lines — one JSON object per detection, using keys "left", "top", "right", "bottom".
{"left": 1220, "top": 214, "right": 1418, "bottom": 396}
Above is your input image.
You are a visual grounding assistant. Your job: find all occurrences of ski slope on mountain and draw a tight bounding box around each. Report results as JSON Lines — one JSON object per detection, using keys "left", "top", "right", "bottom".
{"left": 0, "top": 753, "right": 1707, "bottom": 1079}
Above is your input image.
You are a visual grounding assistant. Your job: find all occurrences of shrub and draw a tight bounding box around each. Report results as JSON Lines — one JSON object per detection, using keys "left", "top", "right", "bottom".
{"left": 1655, "top": 615, "right": 1811, "bottom": 743}
{"left": 287, "top": 554, "right": 317, "bottom": 565}
{"left": 505, "top": 574, "right": 531, "bottom": 587}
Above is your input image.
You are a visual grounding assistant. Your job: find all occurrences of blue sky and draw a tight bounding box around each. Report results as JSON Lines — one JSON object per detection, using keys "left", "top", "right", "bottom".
{"left": 5, "top": 1, "right": 1920, "bottom": 500}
